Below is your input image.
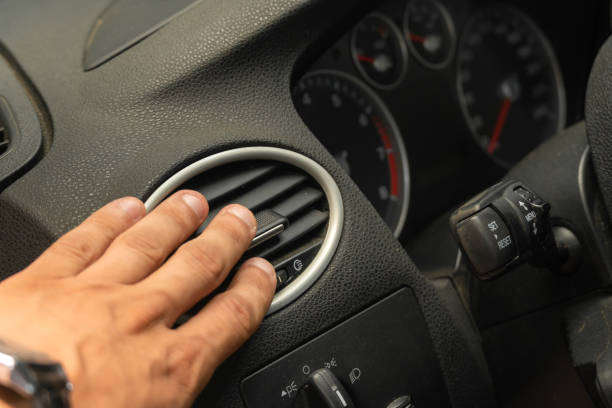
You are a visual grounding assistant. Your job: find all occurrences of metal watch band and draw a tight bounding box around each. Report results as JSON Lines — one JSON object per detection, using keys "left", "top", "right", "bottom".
{"left": 0, "top": 339, "right": 71, "bottom": 408}
{"left": 33, "top": 387, "right": 71, "bottom": 408}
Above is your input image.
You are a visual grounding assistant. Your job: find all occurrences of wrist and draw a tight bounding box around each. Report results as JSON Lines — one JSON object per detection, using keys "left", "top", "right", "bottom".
{"left": 0, "top": 339, "right": 71, "bottom": 408}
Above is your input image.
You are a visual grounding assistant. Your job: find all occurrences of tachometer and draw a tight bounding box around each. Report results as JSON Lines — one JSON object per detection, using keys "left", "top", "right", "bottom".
{"left": 457, "top": 5, "right": 566, "bottom": 168}
{"left": 292, "top": 70, "right": 410, "bottom": 236}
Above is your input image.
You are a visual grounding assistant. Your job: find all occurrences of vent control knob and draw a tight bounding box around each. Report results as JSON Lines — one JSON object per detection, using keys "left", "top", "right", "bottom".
{"left": 249, "top": 209, "right": 288, "bottom": 249}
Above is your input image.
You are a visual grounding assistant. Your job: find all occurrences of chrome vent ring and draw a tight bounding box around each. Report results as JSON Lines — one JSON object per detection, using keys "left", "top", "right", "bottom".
{"left": 144, "top": 147, "right": 343, "bottom": 314}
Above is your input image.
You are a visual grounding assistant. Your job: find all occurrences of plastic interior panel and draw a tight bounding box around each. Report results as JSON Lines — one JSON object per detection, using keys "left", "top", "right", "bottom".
{"left": 241, "top": 288, "right": 451, "bottom": 408}
{"left": 83, "top": 0, "right": 202, "bottom": 70}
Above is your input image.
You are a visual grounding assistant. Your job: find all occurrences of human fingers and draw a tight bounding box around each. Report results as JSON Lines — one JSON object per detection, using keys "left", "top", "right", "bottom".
{"left": 80, "top": 190, "right": 207, "bottom": 283}
{"left": 139, "top": 204, "right": 256, "bottom": 324}
{"left": 27, "top": 197, "right": 145, "bottom": 278}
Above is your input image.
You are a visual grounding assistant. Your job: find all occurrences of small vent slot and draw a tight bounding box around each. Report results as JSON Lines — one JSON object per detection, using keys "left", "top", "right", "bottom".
{"left": 0, "top": 120, "right": 8, "bottom": 156}
{"left": 179, "top": 160, "right": 329, "bottom": 291}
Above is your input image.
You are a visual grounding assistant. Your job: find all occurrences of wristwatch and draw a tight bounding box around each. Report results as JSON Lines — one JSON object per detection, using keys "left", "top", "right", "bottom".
{"left": 0, "top": 339, "right": 72, "bottom": 407}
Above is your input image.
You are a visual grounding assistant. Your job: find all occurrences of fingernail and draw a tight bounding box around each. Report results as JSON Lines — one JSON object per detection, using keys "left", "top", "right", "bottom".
{"left": 224, "top": 204, "right": 256, "bottom": 234}
{"left": 116, "top": 197, "right": 144, "bottom": 220}
{"left": 182, "top": 193, "right": 206, "bottom": 219}
{"left": 246, "top": 258, "right": 277, "bottom": 283}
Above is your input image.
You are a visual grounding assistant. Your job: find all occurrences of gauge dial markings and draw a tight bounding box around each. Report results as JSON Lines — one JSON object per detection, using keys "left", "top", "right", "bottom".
{"left": 292, "top": 71, "right": 410, "bottom": 236}
{"left": 457, "top": 4, "right": 566, "bottom": 168}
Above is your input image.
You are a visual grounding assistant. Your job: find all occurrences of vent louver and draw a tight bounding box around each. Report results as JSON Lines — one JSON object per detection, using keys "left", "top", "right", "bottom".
{"left": 182, "top": 160, "right": 329, "bottom": 288}
{"left": 0, "top": 119, "right": 8, "bottom": 156}
{"left": 144, "top": 147, "right": 343, "bottom": 314}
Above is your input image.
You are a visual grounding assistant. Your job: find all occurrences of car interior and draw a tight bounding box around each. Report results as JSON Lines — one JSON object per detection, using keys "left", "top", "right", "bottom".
{"left": 1, "top": 0, "right": 612, "bottom": 406}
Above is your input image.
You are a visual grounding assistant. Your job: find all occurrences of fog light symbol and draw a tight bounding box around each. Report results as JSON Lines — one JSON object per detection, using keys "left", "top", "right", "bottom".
{"left": 349, "top": 368, "right": 361, "bottom": 384}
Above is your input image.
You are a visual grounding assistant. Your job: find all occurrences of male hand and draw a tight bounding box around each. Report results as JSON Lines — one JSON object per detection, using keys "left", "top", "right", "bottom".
{"left": 0, "top": 190, "right": 276, "bottom": 407}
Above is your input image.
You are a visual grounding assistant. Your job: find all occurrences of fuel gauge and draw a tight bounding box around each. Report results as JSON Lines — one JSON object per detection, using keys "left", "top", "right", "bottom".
{"left": 403, "top": 0, "right": 456, "bottom": 70}
{"left": 351, "top": 14, "right": 408, "bottom": 89}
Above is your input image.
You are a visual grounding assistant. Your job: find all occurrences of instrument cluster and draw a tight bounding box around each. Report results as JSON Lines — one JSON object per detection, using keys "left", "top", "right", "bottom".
{"left": 292, "top": 0, "right": 606, "bottom": 240}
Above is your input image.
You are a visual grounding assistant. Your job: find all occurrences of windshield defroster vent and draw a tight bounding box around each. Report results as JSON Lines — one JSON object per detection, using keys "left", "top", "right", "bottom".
{"left": 144, "top": 147, "right": 343, "bottom": 314}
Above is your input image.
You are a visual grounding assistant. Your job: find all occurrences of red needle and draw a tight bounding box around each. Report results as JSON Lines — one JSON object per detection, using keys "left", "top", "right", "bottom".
{"left": 488, "top": 98, "right": 512, "bottom": 154}
{"left": 409, "top": 33, "right": 426, "bottom": 43}
{"left": 357, "top": 55, "right": 375, "bottom": 63}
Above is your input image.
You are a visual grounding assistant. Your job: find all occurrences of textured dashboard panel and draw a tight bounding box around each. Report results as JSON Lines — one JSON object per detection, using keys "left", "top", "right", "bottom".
{"left": 0, "top": 0, "right": 494, "bottom": 406}
{"left": 83, "top": 0, "right": 202, "bottom": 70}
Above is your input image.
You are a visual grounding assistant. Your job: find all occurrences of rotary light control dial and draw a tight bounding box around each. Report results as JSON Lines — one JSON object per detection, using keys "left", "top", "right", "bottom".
{"left": 292, "top": 368, "right": 356, "bottom": 408}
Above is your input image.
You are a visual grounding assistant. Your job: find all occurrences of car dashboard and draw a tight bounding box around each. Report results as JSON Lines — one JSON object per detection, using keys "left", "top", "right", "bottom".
{"left": 0, "top": 0, "right": 610, "bottom": 407}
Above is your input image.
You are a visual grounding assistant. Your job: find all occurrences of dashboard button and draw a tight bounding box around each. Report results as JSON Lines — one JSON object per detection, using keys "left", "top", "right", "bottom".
{"left": 456, "top": 207, "right": 516, "bottom": 276}
{"left": 514, "top": 186, "right": 543, "bottom": 206}
{"left": 274, "top": 243, "right": 321, "bottom": 278}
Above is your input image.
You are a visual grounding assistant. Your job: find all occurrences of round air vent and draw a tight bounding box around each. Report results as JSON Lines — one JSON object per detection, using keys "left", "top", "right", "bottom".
{"left": 145, "top": 147, "right": 343, "bottom": 314}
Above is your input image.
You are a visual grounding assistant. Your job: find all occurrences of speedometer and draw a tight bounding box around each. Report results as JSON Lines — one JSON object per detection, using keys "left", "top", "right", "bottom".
{"left": 457, "top": 5, "right": 566, "bottom": 168}
{"left": 292, "top": 71, "right": 410, "bottom": 237}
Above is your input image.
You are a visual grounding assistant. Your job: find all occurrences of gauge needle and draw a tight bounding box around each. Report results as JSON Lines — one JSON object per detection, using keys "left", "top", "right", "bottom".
{"left": 357, "top": 55, "right": 375, "bottom": 63}
{"left": 409, "top": 33, "right": 426, "bottom": 43}
{"left": 488, "top": 98, "right": 512, "bottom": 154}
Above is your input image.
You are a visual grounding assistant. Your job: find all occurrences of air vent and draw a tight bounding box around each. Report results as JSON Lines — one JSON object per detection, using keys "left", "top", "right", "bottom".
{"left": 145, "top": 147, "right": 343, "bottom": 314}
{"left": 185, "top": 161, "right": 328, "bottom": 277}
{"left": 0, "top": 119, "right": 8, "bottom": 156}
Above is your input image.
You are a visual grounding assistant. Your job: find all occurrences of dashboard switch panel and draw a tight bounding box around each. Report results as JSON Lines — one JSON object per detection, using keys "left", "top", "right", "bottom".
{"left": 240, "top": 288, "right": 450, "bottom": 408}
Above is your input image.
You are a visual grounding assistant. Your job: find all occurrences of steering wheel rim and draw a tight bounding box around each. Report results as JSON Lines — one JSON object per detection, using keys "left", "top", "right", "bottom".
{"left": 586, "top": 36, "right": 612, "bottom": 222}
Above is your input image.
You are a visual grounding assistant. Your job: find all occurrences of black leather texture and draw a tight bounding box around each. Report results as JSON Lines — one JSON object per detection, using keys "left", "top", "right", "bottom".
{"left": 0, "top": 0, "right": 495, "bottom": 406}
{"left": 587, "top": 36, "right": 612, "bottom": 224}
